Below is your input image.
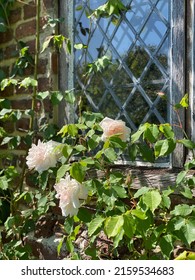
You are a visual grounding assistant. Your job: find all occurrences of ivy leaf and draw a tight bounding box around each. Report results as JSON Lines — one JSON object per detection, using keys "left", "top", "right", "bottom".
{"left": 143, "top": 124, "right": 159, "bottom": 143}
{"left": 154, "top": 138, "right": 176, "bottom": 158}
{"left": 104, "top": 147, "right": 117, "bottom": 162}
{"left": 170, "top": 204, "right": 193, "bottom": 216}
{"left": 65, "top": 89, "right": 76, "bottom": 104}
{"left": 159, "top": 234, "right": 174, "bottom": 259}
{"left": 0, "top": 176, "right": 9, "bottom": 190}
{"left": 70, "top": 162, "right": 86, "bottom": 183}
{"left": 142, "top": 190, "right": 162, "bottom": 213}
{"left": 41, "top": 35, "right": 53, "bottom": 53}
{"left": 159, "top": 123, "right": 175, "bottom": 139}
{"left": 134, "top": 186, "right": 150, "bottom": 198}
{"left": 57, "top": 164, "right": 70, "bottom": 181}
{"left": 176, "top": 170, "right": 187, "bottom": 185}
{"left": 104, "top": 215, "right": 124, "bottom": 238}
{"left": 179, "top": 94, "right": 189, "bottom": 108}
{"left": 178, "top": 139, "right": 195, "bottom": 150}
{"left": 20, "top": 77, "right": 37, "bottom": 88}
{"left": 180, "top": 217, "right": 195, "bottom": 245}
{"left": 175, "top": 250, "right": 195, "bottom": 260}
{"left": 37, "top": 91, "right": 50, "bottom": 100}
{"left": 50, "top": 91, "right": 63, "bottom": 105}
{"left": 88, "top": 216, "right": 105, "bottom": 236}
{"left": 123, "top": 214, "right": 135, "bottom": 238}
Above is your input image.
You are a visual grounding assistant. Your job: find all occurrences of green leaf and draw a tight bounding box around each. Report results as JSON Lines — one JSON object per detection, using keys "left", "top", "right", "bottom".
{"left": 143, "top": 124, "right": 159, "bottom": 143}
{"left": 104, "top": 147, "right": 117, "bottom": 162}
{"left": 159, "top": 234, "right": 174, "bottom": 259}
{"left": 176, "top": 170, "right": 187, "bottom": 185}
{"left": 57, "top": 236, "right": 65, "bottom": 256}
{"left": 88, "top": 216, "right": 105, "bottom": 236}
{"left": 142, "top": 190, "right": 162, "bottom": 213}
{"left": 62, "top": 144, "right": 73, "bottom": 158}
{"left": 65, "top": 236, "right": 74, "bottom": 253}
{"left": 138, "top": 143, "right": 154, "bottom": 162}
{"left": 180, "top": 217, "right": 195, "bottom": 245}
{"left": 74, "top": 43, "right": 87, "bottom": 50}
{"left": 65, "top": 89, "right": 76, "bottom": 104}
{"left": 112, "top": 185, "right": 127, "bottom": 198}
{"left": 20, "top": 77, "right": 37, "bottom": 88}
{"left": 68, "top": 124, "right": 78, "bottom": 137}
{"left": 131, "top": 124, "right": 147, "bottom": 143}
{"left": 133, "top": 186, "right": 150, "bottom": 198}
{"left": 180, "top": 94, "right": 189, "bottom": 108}
{"left": 70, "top": 162, "right": 86, "bottom": 183}
{"left": 123, "top": 214, "right": 134, "bottom": 238}
{"left": 41, "top": 35, "right": 53, "bottom": 53}
{"left": 178, "top": 139, "right": 195, "bottom": 150}
{"left": 113, "top": 228, "right": 124, "bottom": 248}
{"left": 170, "top": 204, "right": 193, "bottom": 216}
{"left": 128, "top": 143, "right": 138, "bottom": 161}
{"left": 57, "top": 164, "right": 70, "bottom": 180}
{"left": 51, "top": 91, "right": 63, "bottom": 105}
{"left": 37, "top": 91, "right": 50, "bottom": 100}
{"left": 0, "top": 176, "right": 8, "bottom": 190}
{"left": 154, "top": 138, "right": 176, "bottom": 158}
{"left": 104, "top": 215, "right": 124, "bottom": 238}
{"left": 159, "top": 123, "right": 175, "bottom": 139}
{"left": 175, "top": 250, "right": 195, "bottom": 260}
{"left": 131, "top": 208, "right": 147, "bottom": 220}
{"left": 1, "top": 78, "right": 18, "bottom": 90}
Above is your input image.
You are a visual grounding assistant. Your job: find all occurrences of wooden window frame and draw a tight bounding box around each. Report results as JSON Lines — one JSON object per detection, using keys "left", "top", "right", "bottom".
{"left": 59, "top": 0, "right": 188, "bottom": 169}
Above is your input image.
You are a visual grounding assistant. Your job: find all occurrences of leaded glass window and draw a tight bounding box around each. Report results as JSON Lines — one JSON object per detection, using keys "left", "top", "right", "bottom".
{"left": 59, "top": 0, "right": 185, "bottom": 167}
{"left": 74, "top": 0, "right": 170, "bottom": 131}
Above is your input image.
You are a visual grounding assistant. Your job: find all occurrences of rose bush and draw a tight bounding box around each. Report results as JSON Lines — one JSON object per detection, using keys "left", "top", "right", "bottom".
{"left": 26, "top": 140, "right": 63, "bottom": 173}
{"left": 100, "top": 117, "right": 131, "bottom": 142}
{"left": 54, "top": 174, "right": 88, "bottom": 217}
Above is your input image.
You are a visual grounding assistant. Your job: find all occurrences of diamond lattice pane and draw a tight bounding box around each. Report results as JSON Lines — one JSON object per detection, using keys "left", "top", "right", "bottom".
{"left": 74, "top": 0, "right": 171, "bottom": 129}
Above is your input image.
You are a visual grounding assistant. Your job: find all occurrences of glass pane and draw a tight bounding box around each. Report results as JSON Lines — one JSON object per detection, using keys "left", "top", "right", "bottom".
{"left": 74, "top": 0, "right": 171, "bottom": 129}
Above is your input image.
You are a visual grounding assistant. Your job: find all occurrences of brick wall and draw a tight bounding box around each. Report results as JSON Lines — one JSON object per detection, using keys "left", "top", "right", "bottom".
{"left": 0, "top": 0, "right": 59, "bottom": 167}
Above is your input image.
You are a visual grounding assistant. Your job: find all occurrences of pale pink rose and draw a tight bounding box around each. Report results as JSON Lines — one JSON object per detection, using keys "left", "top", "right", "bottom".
{"left": 54, "top": 175, "right": 88, "bottom": 217}
{"left": 26, "top": 140, "right": 63, "bottom": 173}
{"left": 100, "top": 117, "right": 131, "bottom": 142}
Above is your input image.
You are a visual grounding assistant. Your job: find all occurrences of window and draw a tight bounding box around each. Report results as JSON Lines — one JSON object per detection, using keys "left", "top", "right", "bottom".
{"left": 59, "top": 0, "right": 186, "bottom": 168}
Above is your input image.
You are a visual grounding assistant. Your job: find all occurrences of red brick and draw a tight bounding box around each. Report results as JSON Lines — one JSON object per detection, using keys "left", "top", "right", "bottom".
{"left": 0, "top": 84, "right": 14, "bottom": 97}
{"left": 2, "top": 121, "right": 15, "bottom": 134}
{"left": 16, "top": 118, "right": 30, "bottom": 131}
{"left": 43, "top": 0, "right": 53, "bottom": 9}
{"left": 25, "top": 39, "right": 36, "bottom": 54}
{"left": 15, "top": 19, "right": 36, "bottom": 39}
{"left": 4, "top": 45, "right": 18, "bottom": 59}
{"left": 37, "top": 77, "right": 51, "bottom": 91}
{"left": 0, "top": 29, "right": 13, "bottom": 44}
{"left": 37, "top": 59, "right": 47, "bottom": 74}
{"left": 11, "top": 99, "right": 32, "bottom": 110}
{"left": 14, "top": 84, "right": 33, "bottom": 95}
{"left": 9, "top": 8, "right": 22, "bottom": 24}
{"left": 23, "top": 1, "right": 36, "bottom": 20}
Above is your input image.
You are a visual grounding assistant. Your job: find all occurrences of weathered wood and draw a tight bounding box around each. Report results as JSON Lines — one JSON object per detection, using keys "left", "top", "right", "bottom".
{"left": 171, "top": 0, "right": 186, "bottom": 167}
{"left": 88, "top": 165, "right": 195, "bottom": 193}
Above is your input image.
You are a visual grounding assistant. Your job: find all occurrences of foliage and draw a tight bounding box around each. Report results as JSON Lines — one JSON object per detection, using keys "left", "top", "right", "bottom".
{"left": 0, "top": 0, "right": 195, "bottom": 260}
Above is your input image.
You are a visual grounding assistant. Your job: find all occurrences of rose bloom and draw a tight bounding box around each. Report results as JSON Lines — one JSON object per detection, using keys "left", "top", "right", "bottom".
{"left": 54, "top": 175, "right": 88, "bottom": 217}
{"left": 26, "top": 140, "right": 63, "bottom": 173}
{"left": 100, "top": 117, "right": 131, "bottom": 142}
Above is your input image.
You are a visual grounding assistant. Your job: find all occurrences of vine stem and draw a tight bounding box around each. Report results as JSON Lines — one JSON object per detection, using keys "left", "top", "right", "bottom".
{"left": 19, "top": 0, "right": 40, "bottom": 193}
{"left": 30, "top": 0, "right": 40, "bottom": 131}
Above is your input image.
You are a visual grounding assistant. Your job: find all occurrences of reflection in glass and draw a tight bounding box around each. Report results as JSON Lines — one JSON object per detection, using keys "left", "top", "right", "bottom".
{"left": 74, "top": 0, "right": 170, "bottom": 130}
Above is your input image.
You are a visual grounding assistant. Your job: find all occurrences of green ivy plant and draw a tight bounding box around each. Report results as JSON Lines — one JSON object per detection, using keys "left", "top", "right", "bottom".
{"left": 1, "top": 0, "right": 195, "bottom": 261}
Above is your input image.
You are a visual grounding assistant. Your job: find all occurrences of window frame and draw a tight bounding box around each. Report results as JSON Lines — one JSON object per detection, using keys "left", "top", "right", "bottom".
{"left": 59, "top": 0, "right": 187, "bottom": 168}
